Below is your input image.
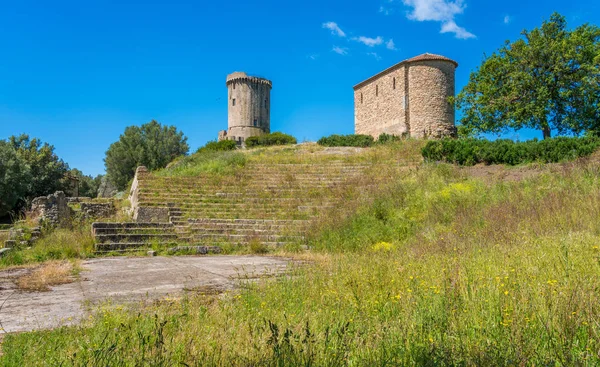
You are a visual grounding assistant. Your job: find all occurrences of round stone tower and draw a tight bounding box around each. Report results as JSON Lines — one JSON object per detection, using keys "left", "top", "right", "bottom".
{"left": 406, "top": 53, "right": 457, "bottom": 138}
{"left": 220, "top": 72, "right": 272, "bottom": 144}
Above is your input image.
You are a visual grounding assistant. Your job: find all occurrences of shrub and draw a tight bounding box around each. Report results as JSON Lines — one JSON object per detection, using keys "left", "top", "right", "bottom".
{"left": 422, "top": 136, "right": 600, "bottom": 166}
{"left": 317, "top": 134, "right": 374, "bottom": 147}
{"left": 245, "top": 132, "right": 297, "bottom": 148}
{"left": 197, "top": 140, "right": 237, "bottom": 153}
{"left": 377, "top": 133, "right": 402, "bottom": 144}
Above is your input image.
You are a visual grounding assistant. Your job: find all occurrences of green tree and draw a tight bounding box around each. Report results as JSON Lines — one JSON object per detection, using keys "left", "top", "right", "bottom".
{"left": 105, "top": 120, "right": 189, "bottom": 189}
{"left": 9, "top": 134, "right": 69, "bottom": 198}
{"left": 0, "top": 141, "right": 31, "bottom": 217}
{"left": 456, "top": 13, "right": 600, "bottom": 139}
{"left": 64, "top": 169, "right": 103, "bottom": 198}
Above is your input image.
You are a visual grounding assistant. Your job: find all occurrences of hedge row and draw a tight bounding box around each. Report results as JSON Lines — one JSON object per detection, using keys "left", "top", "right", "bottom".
{"left": 197, "top": 140, "right": 237, "bottom": 153}
{"left": 317, "top": 133, "right": 402, "bottom": 147}
{"left": 245, "top": 132, "right": 297, "bottom": 148}
{"left": 421, "top": 137, "right": 600, "bottom": 166}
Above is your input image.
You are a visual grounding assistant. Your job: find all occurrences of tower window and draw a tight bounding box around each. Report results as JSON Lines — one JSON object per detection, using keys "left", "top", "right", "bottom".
{"left": 376, "top": 85, "right": 378, "bottom": 96}
{"left": 233, "top": 83, "right": 235, "bottom": 90}
{"left": 232, "top": 99, "right": 236, "bottom": 106}
{"left": 264, "top": 99, "right": 267, "bottom": 107}
{"left": 254, "top": 119, "right": 258, "bottom": 127}
{"left": 393, "top": 77, "right": 396, "bottom": 90}
{"left": 360, "top": 93, "right": 363, "bottom": 104}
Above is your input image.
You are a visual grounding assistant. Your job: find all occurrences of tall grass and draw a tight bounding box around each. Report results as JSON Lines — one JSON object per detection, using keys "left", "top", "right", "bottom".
{"left": 156, "top": 150, "right": 247, "bottom": 177}
{"left": 4, "top": 156, "right": 600, "bottom": 365}
{"left": 0, "top": 225, "right": 94, "bottom": 268}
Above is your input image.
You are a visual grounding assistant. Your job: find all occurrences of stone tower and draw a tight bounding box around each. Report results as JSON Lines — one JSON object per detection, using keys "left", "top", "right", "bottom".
{"left": 353, "top": 53, "right": 457, "bottom": 139}
{"left": 218, "top": 72, "right": 272, "bottom": 144}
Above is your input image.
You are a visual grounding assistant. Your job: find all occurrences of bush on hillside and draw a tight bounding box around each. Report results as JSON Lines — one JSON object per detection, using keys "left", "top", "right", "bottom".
{"left": 197, "top": 140, "right": 237, "bottom": 153}
{"left": 245, "top": 132, "right": 297, "bottom": 148}
{"left": 422, "top": 137, "right": 600, "bottom": 166}
{"left": 317, "top": 134, "right": 374, "bottom": 147}
{"left": 377, "top": 133, "right": 402, "bottom": 144}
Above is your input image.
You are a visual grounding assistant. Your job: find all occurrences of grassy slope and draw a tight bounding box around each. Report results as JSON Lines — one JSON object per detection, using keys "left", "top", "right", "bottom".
{"left": 3, "top": 142, "right": 600, "bottom": 366}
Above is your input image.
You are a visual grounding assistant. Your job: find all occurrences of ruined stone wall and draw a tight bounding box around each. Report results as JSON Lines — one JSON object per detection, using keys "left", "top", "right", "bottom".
{"left": 222, "top": 72, "right": 271, "bottom": 143}
{"left": 355, "top": 66, "right": 408, "bottom": 138}
{"left": 80, "top": 202, "right": 115, "bottom": 219}
{"left": 30, "top": 191, "right": 71, "bottom": 227}
{"left": 354, "top": 55, "right": 456, "bottom": 139}
{"left": 407, "top": 60, "right": 456, "bottom": 138}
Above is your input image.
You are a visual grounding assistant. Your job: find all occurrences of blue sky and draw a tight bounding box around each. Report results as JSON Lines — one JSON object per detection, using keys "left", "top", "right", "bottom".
{"left": 1, "top": 0, "right": 599, "bottom": 176}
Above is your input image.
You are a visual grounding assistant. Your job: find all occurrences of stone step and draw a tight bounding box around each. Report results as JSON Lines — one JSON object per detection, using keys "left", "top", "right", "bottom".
{"left": 94, "top": 234, "right": 178, "bottom": 244}
{"left": 93, "top": 227, "right": 177, "bottom": 235}
{"left": 95, "top": 242, "right": 151, "bottom": 251}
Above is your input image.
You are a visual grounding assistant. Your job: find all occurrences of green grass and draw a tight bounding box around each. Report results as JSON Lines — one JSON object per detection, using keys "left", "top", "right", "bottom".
{"left": 0, "top": 225, "right": 95, "bottom": 268}
{"left": 156, "top": 150, "right": 248, "bottom": 177}
{"left": 4, "top": 150, "right": 600, "bottom": 365}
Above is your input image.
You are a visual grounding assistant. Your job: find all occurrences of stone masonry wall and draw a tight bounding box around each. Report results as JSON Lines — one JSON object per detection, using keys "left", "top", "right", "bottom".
{"left": 408, "top": 60, "right": 456, "bottom": 138}
{"left": 30, "top": 191, "right": 71, "bottom": 227}
{"left": 354, "top": 55, "right": 456, "bottom": 139}
{"left": 354, "top": 66, "right": 408, "bottom": 138}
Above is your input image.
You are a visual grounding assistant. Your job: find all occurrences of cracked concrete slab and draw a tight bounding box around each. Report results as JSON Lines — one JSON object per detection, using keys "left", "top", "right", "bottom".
{"left": 0, "top": 255, "right": 289, "bottom": 333}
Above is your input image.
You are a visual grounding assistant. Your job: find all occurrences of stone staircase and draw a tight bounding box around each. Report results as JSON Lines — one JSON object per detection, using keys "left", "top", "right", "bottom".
{"left": 91, "top": 160, "right": 373, "bottom": 252}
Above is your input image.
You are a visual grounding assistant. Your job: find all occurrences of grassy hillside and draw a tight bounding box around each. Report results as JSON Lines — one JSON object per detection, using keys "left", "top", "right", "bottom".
{"left": 3, "top": 142, "right": 600, "bottom": 366}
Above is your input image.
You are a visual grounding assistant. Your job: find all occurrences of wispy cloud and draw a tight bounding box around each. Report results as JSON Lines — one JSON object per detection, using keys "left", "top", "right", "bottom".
{"left": 503, "top": 15, "right": 512, "bottom": 24}
{"left": 367, "top": 52, "right": 382, "bottom": 60}
{"left": 307, "top": 54, "right": 319, "bottom": 60}
{"left": 352, "top": 36, "right": 384, "bottom": 47}
{"left": 379, "top": 5, "right": 393, "bottom": 15}
{"left": 332, "top": 46, "right": 348, "bottom": 55}
{"left": 401, "top": 0, "right": 475, "bottom": 39}
{"left": 322, "top": 22, "right": 346, "bottom": 37}
{"left": 386, "top": 39, "right": 397, "bottom": 50}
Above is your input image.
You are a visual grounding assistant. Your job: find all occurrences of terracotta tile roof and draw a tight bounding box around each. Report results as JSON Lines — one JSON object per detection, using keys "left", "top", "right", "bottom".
{"left": 405, "top": 53, "right": 458, "bottom": 66}
{"left": 353, "top": 53, "right": 458, "bottom": 90}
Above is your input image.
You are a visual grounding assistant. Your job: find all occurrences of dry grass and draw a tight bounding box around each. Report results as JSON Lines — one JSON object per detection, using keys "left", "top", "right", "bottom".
{"left": 16, "top": 261, "right": 78, "bottom": 292}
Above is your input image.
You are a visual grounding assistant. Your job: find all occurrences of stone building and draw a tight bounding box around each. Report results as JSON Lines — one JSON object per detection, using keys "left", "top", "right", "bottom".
{"left": 218, "top": 72, "right": 272, "bottom": 144}
{"left": 353, "top": 53, "right": 458, "bottom": 139}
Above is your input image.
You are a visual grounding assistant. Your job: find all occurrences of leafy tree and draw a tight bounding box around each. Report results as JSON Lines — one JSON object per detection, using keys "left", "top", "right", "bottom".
{"left": 456, "top": 13, "right": 600, "bottom": 139}
{"left": 105, "top": 120, "right": 189, "bottom": 189}
{"left": 0, "top": 141, "right": 31, "bottom": 217}
{"left": 9, "top": 134, "right": 69, "bottom": 198}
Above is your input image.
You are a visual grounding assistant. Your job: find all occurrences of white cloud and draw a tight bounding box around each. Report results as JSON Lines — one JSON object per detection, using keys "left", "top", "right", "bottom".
{"left": 401, "top": 0, "right": 475, "bottom": 39}
{"left": 440, "top": 20, "right": 475, "bottom": 39}
{"left": 332, "top": 46, "right": 348, "bottom": 55}
{"left": 307, "top": 54, "right": 319, "bottom": 60}
{"left": 386, "top": 39, "right": 397, "bottom": 50}
{"left": 379, "top": 5, "right": 393, "bottom": 15}
{"left": 503, "top": 15, "right": 512, "bottom": 24}
{"left": 352, "top": 36, "right": 384, "bottom": 47}
{"left": 367, "top": 52, "right": 382, "bottom": 60}
{"left": 322, "top": 22, "right": 346, "bottom": 37}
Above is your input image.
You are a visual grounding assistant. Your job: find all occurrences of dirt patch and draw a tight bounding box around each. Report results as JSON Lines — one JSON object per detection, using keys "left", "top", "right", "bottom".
{"left": 16, "top": 261, "right": 77, "bottom": 292}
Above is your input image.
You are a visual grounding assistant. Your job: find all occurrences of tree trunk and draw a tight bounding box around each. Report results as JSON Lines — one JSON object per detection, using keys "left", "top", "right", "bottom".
{"left": 542, "top": 126, "right": 551, "bottom": 139}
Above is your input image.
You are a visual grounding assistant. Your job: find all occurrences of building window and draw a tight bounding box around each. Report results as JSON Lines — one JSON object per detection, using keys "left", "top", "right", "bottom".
{"left": 376, "top": 85, "right": 378, "bottom": 96}
{"left": 360, "top": 93, "right": 363, "bottom": 104}
{"left": 264, "top": 99, "right": 267, "bottom": 107}
{"left": 254, "top": 119, "right": 258, "bottom": 127}
{"left": 393, "top": 77, "right": 396, "bottom": 90}
{"left": 233, "top": 83, "right": 236, "bottom": 90}
{"left": 232, "top": 99, "right": 236, "bottom": 106}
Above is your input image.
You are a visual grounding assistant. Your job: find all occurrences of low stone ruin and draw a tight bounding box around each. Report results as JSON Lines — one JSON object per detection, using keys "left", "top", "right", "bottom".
{"left": 80, "top": 202, "right": 115, "bottom": 219}
{"left": 30, "top": 191, "right": 71, "bottom": 227}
